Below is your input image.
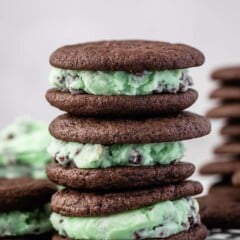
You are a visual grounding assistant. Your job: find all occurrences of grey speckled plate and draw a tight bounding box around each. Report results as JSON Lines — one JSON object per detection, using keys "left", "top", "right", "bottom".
{"left": 207, "top": 229, "right": 240, "bottom": 240}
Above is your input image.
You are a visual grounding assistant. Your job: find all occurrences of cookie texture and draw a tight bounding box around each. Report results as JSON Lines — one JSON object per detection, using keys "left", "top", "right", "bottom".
{"left": 0, "top": 178, "right": 56, "bottom": 212}
{"left": 52, "top": 224, "right": 207, "bottom": 240}
{"left": 46, "top": 88, "right": 198, "bottom": 117}
{"left": 199, "top": 184, "right": 240, "bottom": 229}
{"left": 50, "top": 40, "right": 205, "bottom": 72}
{"left": 49, "top": 112, "right": 211, "bottom": 144}
{"left": 47, "top": 162, "right": 195, "bottom": 190}
{"left": 214, "top": 142, "right": 240, "bottom": 154}
{"left": 207, "top": 104, "right": 240, "bottom": 118}
{"left": 200, "top": 159, "right": 240, "bottom": 175}
{"left": 212, "top": 66, "right": 240, "bottom": 81}
{"left": 210, "top": 87, "right": 240, "bottom": 100}
{"left": 51, "top": 180, "right": 202, "bottom": 217}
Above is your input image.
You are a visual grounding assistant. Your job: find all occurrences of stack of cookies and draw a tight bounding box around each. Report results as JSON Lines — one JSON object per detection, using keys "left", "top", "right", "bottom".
{"left": 200, "top": 66, "right": 240, "bottom": 230}
{"left": 45, "top": 40, "right": 210, "bottom": 240}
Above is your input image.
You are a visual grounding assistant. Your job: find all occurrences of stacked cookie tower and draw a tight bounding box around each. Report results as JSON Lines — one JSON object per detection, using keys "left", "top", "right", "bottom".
{"left": 200, "top": 66, "right": 240, "bottom": 230}
{"left": 45, "top": 40, "right": 210, "bottom": 240}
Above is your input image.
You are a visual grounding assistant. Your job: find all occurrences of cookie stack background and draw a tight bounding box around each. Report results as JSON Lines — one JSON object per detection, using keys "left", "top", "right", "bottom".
{"left": 45, "top": 40, "right": 210, "bottom": 240}
{"left": 199, "top": 66, "right": 240, "bottom": 230}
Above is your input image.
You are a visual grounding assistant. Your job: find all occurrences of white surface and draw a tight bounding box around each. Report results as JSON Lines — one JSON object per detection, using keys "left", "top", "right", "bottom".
{"left": 1, "top": 0, "right": 240, "bottom": 192}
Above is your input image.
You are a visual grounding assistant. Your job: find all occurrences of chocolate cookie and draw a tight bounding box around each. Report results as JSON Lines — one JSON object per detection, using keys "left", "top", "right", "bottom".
{"left": 51, "top": 180, "right": 202, "bottom": 217}
{"left": 0, "top": 178, "right": 56, "bottom": 212}
{"left": 214, "top": 142, "right": 240, "bottom": 154}
{"left": 47, "top": 162, "right": 195, "bottom": 191}
{"left": 221, "top": 124, "right": 240, "bottom": 136}
{"left": 52, "top": 224, "right": 208, "bottom": 240}
{"left": 49, "top": 112, "right": 211, "bottom": 144}
{"left": 50, "top": 40, "right": 205, "bottom": 72}
{"left": 207, "top": 104, "right": 240, "bottom": 118}
{"left": 46, "top": 88, "right": 198, "bottom": 117}
{"left": 199, "top": 184, "right": 240, "bottom": 229}
{"left": 200, "top": 159, "right": 240, "bottom": 176}
{"left": 210, "top": 87, "right": 240, "bottom": 100}
{"left": 212, "top": 66, "right": 240, "bottom": 81}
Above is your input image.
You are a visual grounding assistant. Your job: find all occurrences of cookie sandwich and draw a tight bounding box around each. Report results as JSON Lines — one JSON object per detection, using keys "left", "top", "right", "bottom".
{"left": 45, "top": 40, "right": 210, "bottom": 240}
{"left": 0, "top": 178, "right": 56, "bottom": 239}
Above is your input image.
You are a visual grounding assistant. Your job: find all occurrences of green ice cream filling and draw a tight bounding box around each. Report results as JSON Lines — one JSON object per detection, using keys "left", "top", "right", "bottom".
{"left": 48, "top": 139, "right": 184, "bottom": 168}
{"left": 49, "top": 67, "right": 192, "bottom": 96}
{"left": 0, "top": 118, "right": 52, "bottom": 178}
{"left": 51, "top": 197, "right": 199, "bottom": 240}
{"left": 0, "top": 205, "right": 52, "bottom": 237}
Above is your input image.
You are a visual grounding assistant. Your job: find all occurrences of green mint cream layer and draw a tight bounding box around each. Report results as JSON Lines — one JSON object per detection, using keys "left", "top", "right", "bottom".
{"left": 51, "top": 197, "right": 199, "bottom": 240}
{"left": 0, "top": 205, "right": 52, "bottom": 237}
{"left": 48, "top": 139, "right": 184, "bottom": 168}
{"left": 49, "top": 67, "right": 192, "bottom": 96}
{"left": 0, "top": 118, "right": 52, "bottom": 178}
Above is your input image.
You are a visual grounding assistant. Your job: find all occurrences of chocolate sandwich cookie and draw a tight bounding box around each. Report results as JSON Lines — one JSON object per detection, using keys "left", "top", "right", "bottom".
{"left": 50, "top": 181, "right": 206, "bottom": 240}
{"left": 214, "top": 142, "right": 240, "bottom": 154}
{"left": 207, "top": 104, "right": 240, "bottom": 118}
{"left": 47, "top": 40, "right": 204, "bottom": 116}
{"left": 199, "top": 184, "right": 240, "bottom": 229}
{"left": 212, "top": 66, "right": 240, "bottom": 81}
{"left": 46, "top": 88, "right": 198, "bottom": 117}
{"left": 46, "top": 112, "right": 210, "bottom": 190}
{"left": 200, "top": 159, "right": 240, "bottom": 176}
{"left": 0, "top": 178, "right": 56, "bottom": 239}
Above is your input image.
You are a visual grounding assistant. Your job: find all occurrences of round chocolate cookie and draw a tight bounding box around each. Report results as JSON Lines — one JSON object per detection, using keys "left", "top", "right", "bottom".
{"left": 47, "top": 162, "right": 195, "bottom": 191}
{"left": 46, "top": 88, "right": 198, "bottom": 117}
{"left": 0, "top": 178, "right": 56, "bottom": 212}
{"left": 199, "top": 184, "right": 240, "bottom": 229}
{"left": 50, "top": 40, "right": 205, "bottom": 72}
{"left": 221, "top": 124, "right": 240, "bottom": 137}
{"left": 52, "top": 224, "right": 207, "bottom": 240}
{"left": 200, "top": 159, "right": 240, "bottom": 176}
{"left": 212, "top": 66, "right": 240, "bottom": 81}
{"left": 210, "top": 87, "right": 240, "bottom": 100}
{"left": 214, "top": 142, "right": 240, "bottom": 154}
{"left": 49, "top": 112, "right": 211, "bottom": 144}
{"left": 51, "top": 180, "right": 202, "bottom": 217}
{"left": 207, "top": 104, "right": 240, "bottom": 118}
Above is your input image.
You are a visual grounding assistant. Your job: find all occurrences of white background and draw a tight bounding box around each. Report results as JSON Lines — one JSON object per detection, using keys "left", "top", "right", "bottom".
{"left": 1, "top": 0, "right": 240, "bottom": 191}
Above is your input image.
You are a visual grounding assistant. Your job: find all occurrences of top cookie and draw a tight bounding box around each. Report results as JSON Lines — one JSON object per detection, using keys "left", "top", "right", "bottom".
{"left": 212, "top": 66, "right": 240, "bottom": 81}
{"left": 50, "top": 40, "right": 205, "bottom": 72}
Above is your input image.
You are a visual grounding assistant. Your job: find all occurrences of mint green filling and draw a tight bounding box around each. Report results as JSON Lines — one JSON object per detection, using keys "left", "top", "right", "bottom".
{"left": 51, "top": 197, "right": 199, "bottom": 240}
{"left": 48, "top": 139, "right": 184, "bottom": 168}
{"left": 49, "top": 67, "right": 191, "bottom": 96}
{"left": 0, "top": 205, "right": 52, "bottom": 237}
{"left": 0, "top": 118, "right": 52, "bottom": 177}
